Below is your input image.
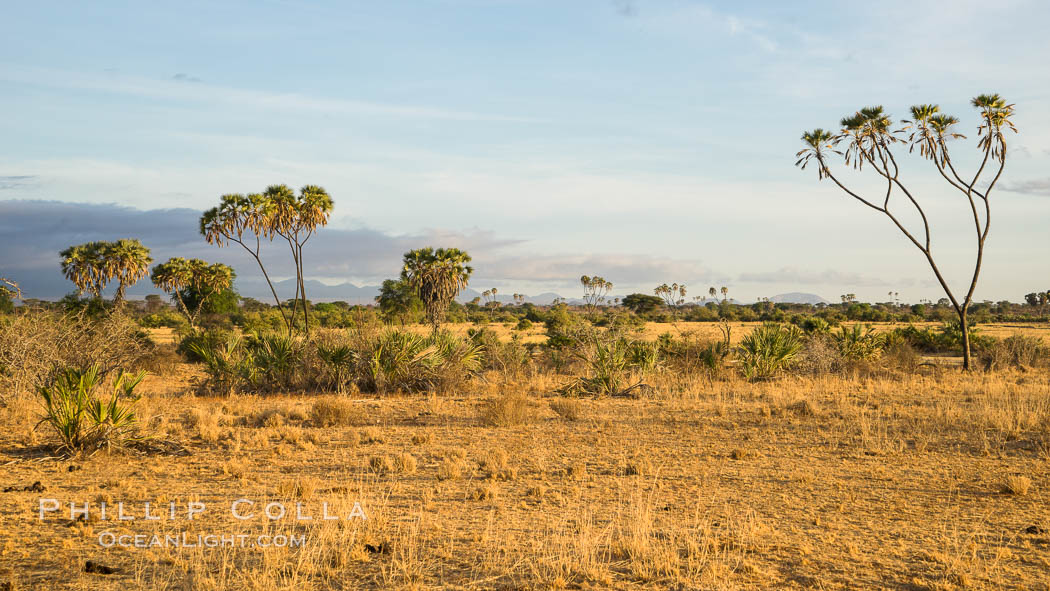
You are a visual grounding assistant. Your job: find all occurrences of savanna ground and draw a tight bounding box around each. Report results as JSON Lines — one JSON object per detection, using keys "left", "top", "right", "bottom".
{"left": 1, "top": 323, "right": 1049, "bottom": 590}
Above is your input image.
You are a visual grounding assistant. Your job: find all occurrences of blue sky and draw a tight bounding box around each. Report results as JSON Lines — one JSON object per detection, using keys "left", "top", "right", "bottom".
{"left": 2, "top": 0, "right": 1049, "bottom": 302}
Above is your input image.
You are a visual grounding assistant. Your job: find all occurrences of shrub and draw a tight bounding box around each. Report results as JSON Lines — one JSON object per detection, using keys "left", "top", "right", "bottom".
{"left": 979, "top": 335, "right": 1044, "bottom": 371}
{"left": 738, "top": 323, "right": 804, "bottom": 381}
{"left": 658, "top": 335, "right": 725, "bottom": 375}
{"left": 310, "top": 398, "right": 364, "bottom": 427}
{"left": 357, "top": 329, "right": 483, "bottom": 394}
{"left": 246, "top": 332, "right": 303, "bottom": 390}
{"left": 793, "top": 333, "right": 841, "bottom": 375}
{"left": 469, "top": 328, "right": 531, "bottom": 376}
{"left": 549, "top": 398, "right": 583, "bottom": 421}
{"left": 0, "top": 310, "right": 150, "bottom": 398}
{"left": 36, "top": 364, "right": 145, "bottom": 454}
{"left": 479, "top": 393, "right": 536, "bottom": 427}
{"left": 139, "top": 310, "right": 188, "bottom": 329}
{"left": 834, "top": 324, "right": 885, "bottom": 361}
{"left": 176, "top": 328, "right": 234, "bottom": 363}
{"left": 189, "top": 335, "right": 255, "bottom": 396}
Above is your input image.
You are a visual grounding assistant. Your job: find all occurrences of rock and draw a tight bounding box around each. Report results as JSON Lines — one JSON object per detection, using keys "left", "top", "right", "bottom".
{"left": 84, "top": 561, "right": 118, "bottom": 575}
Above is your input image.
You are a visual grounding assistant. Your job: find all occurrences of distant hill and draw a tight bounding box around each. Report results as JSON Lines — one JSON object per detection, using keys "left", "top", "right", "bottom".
{"left": 768, "top": 292, "right": 829, "bottom": 305}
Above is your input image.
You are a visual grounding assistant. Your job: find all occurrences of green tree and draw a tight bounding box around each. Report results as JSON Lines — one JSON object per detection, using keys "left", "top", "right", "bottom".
{"left": 150, "top": 258, "right": 234, "bottom": 328}
{"left": 401, "top": 247, "right": 473, "bottom": 331}
{"left": 106, "top": 239, "right": 153, "bottom": 307}
{"left": 376, "top": 278, "right": 422, "bottom": 325}
{"left": 200, "top": 184, "right": 333, "bottom": 335}
{"left": 621, "top": 293, "right": 663, "bottom": 315}
{"left": 0, "top": 278, "right": 20, "bottom": 313}
{"left": 60, "top": 240, "right": 152, "bottom": 307}
{"left": 797, "top": 95, "right": 1015, "bottom": 370}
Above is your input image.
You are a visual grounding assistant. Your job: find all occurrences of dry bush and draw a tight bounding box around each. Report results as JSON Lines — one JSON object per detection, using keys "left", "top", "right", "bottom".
{"left": 369, "top": 455, "right": 396, "bottom": 474}
{"left": 136, "top": 343, "right": 181, "bottom": 376}
{"left": 310, "top": 397, "right": 366, "bottom": 427}
{"left": 278, "top": 477, "right": 319, "bottom": 499}
{"left": 394, "top": 452, "right": 418, "bottom": 474}
{"left": 980, "top": 336, "right": 1045, "bottom": 371}
{"left": 437, "top": 457, "right": 468, "bottom": 481}
{"left": 881, "top": 338, "right": 922, "bottom": 373}
{"left": 479, "top": 392, "right": 537, "bottom": 427}
{"left": 1001, "top": 475, "right": 1032, "bottom": 496}
{"left": 360, "top": 427, "right": 385, "bottom": 444}
{"left": 479, "top": 448, "right": 517, "bottom": 480}
{"left": 0, "top": 310, "right": 150, "bottom": 399}
{"left": 793, "top": 334, "right": 841, "bottom": 375}
{"left": 549, "top": 398, "right": 584, "bottom": 421}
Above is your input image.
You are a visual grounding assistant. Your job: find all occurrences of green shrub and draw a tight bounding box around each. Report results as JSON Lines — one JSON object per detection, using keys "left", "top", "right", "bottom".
{"left": 357, "top": 329, "right": 483, "bottom": 394}
{"left": 139, "top": 310, "right": 187, "bottom": 329}
{"left": 834, "top": 324, "right": 885, "bottom": 361}
{"left": 738, "top": 323, "right": 804, "bottom": 381}
{"left": 189, "top": 335, "right": 256, "bottom": 395}
{"left": 176, "top": 328, "right": 234, "bottom": 362}
{"left": 37, "top": 364, "right": 145, "bottom": 454}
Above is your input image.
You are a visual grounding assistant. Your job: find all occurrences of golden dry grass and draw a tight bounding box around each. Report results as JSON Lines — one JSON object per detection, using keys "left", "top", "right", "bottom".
{"left": 1, "top": 358, "right": 1049, "bottom": 590}
{"left": 149, "top": 320, "right": 1050, "bottom": 349}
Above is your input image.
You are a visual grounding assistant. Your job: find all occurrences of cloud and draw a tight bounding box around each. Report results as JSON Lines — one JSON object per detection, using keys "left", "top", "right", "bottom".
{"left": 1000, "top": 178, "right": 1050, "bottom": 196}
{"left": 0, "top": 175, "right": 38, "bottom": 190}
{"left": 737, "top": 267, "right": 885, "bottom": 287}
{"left": 0, "top": 200, "right": 517, "bottom": 299}
{"left": 474, "top": 253, "right": 716, "bottom": 288}
{"left": 172, "top": 73, "right": 202, "bottom": 83}
{"left": 610, "top": 0, "right": 636, "bottom": 17}
{"left": 2, "top": 66, "right": 540, "bottom": 123}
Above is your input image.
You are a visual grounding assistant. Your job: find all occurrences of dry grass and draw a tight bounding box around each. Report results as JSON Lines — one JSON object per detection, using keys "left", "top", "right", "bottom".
{"left": 2, "top": 357, "right": 1050, "bottom": 590}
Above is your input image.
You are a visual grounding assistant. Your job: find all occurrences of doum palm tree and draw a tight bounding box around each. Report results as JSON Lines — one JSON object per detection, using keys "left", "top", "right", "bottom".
{"left": 60, "top": 239, "right": 152, "bottom": 307}
{"left": 401, "top": 247, "right": 473, "bottom": 331}
{"left": 796, "top": 94, "right": 1015, "bottom": 369}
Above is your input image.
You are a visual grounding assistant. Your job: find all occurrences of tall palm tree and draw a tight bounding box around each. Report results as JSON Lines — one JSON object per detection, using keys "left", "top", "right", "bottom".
{"left": 106, "top": 239, "right": 152, "bottom": 307}
{"left": 151, "top": 257, "right": 233, "bottom": 327}
{"left": 269, "top": 184, "right": 334, "bottom": 335}
{"left": 401, "top": 247, "right": 473, "bottom": 331}
{"left": 60, "top": 242, "right": 108, "bottom": 298}
{"left": 797, "top": 93, "right": 1016, "bottom": 369}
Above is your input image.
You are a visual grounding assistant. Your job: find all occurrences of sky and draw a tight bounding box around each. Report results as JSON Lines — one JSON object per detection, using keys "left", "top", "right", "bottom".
{"left": 2, "top": 0, "right": 1049, "bottom": 303}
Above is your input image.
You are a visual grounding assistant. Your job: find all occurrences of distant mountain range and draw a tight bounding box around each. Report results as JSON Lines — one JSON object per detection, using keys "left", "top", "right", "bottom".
{"left": 767, "top": 292, "right": 830, "bottom": 305}
{"left": 236, "top": 282, "right": 829, "bottom": 307}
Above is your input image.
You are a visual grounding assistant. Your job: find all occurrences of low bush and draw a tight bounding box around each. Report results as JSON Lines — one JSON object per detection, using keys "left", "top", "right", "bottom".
{"left": 979, "top": 335, "right": 1045, "bottom": 371}
{"left": 0, "top": 310, "right": 151, "bottom": 398}
{"left": 36, "top": 364, "right": 145, "bottom": 454}
{"left": 479, "top": 392, "right": 536, "bottom": 427}
{"left": 738, "top": 323, "right": 804, "bottom": 381}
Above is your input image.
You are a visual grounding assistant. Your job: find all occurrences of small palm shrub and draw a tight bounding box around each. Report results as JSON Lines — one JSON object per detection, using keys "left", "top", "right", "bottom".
{"left": 37, "top": 364, "right": 145, "bottom": 454}
{"left": 315, "top": 341, "right": 356, "bottom": 392}
{"left": 357, "top": 329, "right": 483, "bottom": 394}
{"left": 738, "top": 323, "right": 804, "bottom": 381}
{"left": 561, "top": 337, "right": 659, "bottom": 396}
{"left": 189, "top": 335, "right": 255, "bottom": 395}
{"left": 834, "top": 324, "right": 885, "bottom": 361}
{"left": 246, "top": 333, "right": 303, "bottom": 390}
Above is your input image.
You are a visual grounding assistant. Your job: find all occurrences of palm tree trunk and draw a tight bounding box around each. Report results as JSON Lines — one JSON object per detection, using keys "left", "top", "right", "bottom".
{"left": 959, "top": 308, "right": 972, "bottom": 370}
{"left": 113, "top": 284, "right": 126, "bottom": 309}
